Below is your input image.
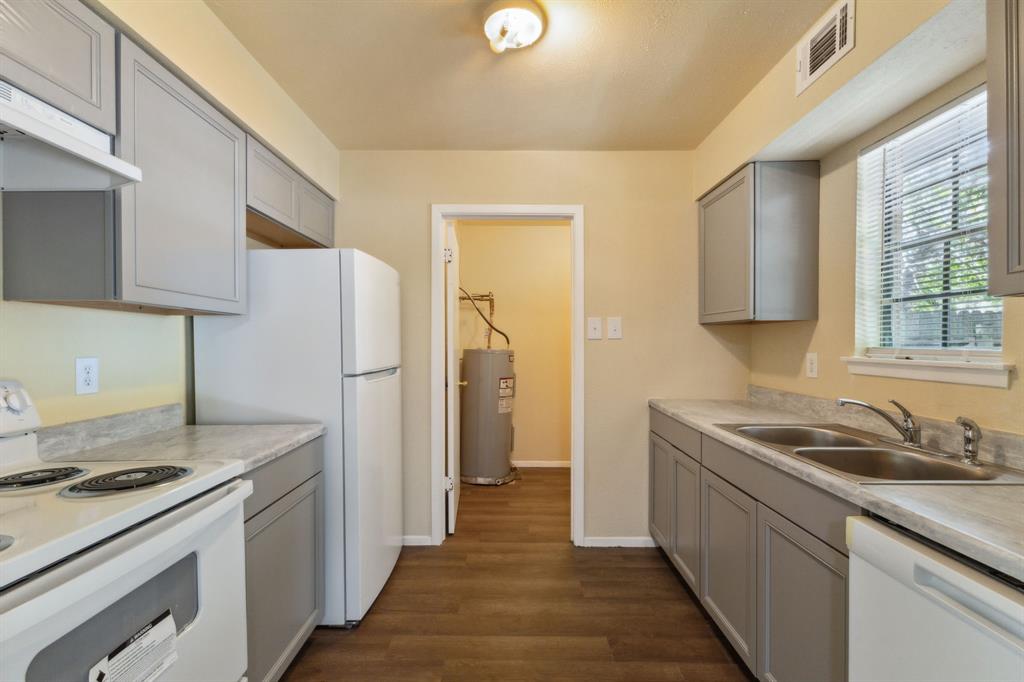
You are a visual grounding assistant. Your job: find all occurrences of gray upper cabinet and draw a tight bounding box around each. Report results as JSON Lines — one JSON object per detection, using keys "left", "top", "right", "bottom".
{"left": 649, "top": 434, "right": 673, "bottom": 551}
{"left": 118, "top": 37, "right": 246, "bottom": 314}
{"left": 669, "top": 447, "right": 700, "bottom": 593}
{"left": 700, "top": 467, "right": 757, "bottom": 670}
{"left": 698, "top": 162, "right": 819, "bottom": 323}
{"left": 245, "top": 134, "right": 335, "bottom": 248}
{"left": 0, "top": 0, "right": 116, "bottom": 133}
{"left": 988, "top": 0, "right": 1024, "bottom": 296}
{"left": 756, "top": 504, "right": 848, "bottom": 682}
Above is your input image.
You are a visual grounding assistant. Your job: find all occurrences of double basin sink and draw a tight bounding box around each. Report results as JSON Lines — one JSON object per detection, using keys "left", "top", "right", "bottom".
{"left": 719, "top": 424, "right": 1024, "bottom": 485}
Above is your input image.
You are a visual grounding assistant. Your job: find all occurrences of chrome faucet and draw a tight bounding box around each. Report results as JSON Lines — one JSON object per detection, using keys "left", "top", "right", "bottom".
{"left": 955, "top": 416, "right": 983, "bottom": 466}
{"left": 836, "top": 398, "right": 922, "bottom": 447}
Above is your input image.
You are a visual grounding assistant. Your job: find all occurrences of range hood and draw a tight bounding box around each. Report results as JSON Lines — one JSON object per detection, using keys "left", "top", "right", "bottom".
{"left": 0, "top": 80, "right": 141, "bottom": 191}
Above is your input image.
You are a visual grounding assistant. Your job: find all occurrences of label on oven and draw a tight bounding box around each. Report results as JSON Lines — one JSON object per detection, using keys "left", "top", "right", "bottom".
{"left": 88, "top": 610, "right": 178, "bottom": 682}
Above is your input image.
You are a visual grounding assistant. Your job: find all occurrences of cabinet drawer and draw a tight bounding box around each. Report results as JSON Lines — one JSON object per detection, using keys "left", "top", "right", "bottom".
{"left": 247, "top": 136, "right": 301, "bottom": 230}
{"left": 701, "top": 434, "right": 858, "bottom": 553}
{"left": 244, "top": 473, "right": 324, "bottom": 682}
{"left": 0, "top": 0, "right": 116, "bottom": 132}
{"left": 241, "top": 436, "right": 324, "bottom": 521}
{"left": 649, "top": 409, "right": 700, "bottom": 460}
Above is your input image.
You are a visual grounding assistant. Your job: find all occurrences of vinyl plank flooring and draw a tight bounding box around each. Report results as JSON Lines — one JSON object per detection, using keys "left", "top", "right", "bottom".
{"left": 281, "top": 468, "right": 751, "bottom": 682}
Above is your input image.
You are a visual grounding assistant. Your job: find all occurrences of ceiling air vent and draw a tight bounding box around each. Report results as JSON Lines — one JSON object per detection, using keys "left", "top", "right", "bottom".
{"left": 796, "top": 0, "right": 855, "bottom": 95}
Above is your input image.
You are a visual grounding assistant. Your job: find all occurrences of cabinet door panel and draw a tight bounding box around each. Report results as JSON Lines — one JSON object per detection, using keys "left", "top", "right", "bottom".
{"left": 298, "top": 181, "right": 334, "bottom": 246}
{"left": 247, "top": 136, "right": 300, "bottom": 229}
{"left": 669, "top": 450, "right": 700, "bottom": 592}
{"left": 118, "top": 37, "right": 246, "bottom": 313}
{"left": 0, "top": 0, "right": 116, "bottom": 132}
{"left": 700, "top": 468, "right": 756, "bottom": 670}
{"left": 245, "top": 473, "right": 324, "bottom": 682}
{"left": 757, "top": 504, "right": 848, "bottom": 682}
{"left": 649, "top": 434, "right": 672, "bottom": 551}
{"left": 699, "top": 164, "right": 754, "bottom": 322}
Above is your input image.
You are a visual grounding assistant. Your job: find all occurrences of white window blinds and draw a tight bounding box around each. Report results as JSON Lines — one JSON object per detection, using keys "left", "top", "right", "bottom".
{"left": 856, "top": 90, "right": 1002, "bottom": 353}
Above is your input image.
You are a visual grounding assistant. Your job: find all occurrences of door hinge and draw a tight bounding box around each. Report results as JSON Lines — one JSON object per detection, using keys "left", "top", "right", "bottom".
{"left": 444, "top": 475, "right": 454, "bottom": 492}
{"left": 442, "top": 248, "right": 453, "bottom": 264}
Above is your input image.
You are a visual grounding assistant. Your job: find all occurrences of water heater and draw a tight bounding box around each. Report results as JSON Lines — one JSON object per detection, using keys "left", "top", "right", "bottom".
{"left": 460, "top": 348, "right": 516, "bottom": 485}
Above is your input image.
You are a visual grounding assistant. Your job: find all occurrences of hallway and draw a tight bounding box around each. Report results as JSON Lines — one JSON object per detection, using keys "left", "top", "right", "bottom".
{"left": 282, "top": 468, "right": 749, "bottom": 681}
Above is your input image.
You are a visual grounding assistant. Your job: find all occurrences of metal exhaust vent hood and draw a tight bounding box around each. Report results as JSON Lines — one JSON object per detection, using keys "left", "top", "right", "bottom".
{"left": 0, "top": 80, "right": 141, "bottom": 191}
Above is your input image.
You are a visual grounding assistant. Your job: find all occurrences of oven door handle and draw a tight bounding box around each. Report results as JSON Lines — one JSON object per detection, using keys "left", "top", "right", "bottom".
{"left": 0, "top": 478, "right": 252, "bottom": 637}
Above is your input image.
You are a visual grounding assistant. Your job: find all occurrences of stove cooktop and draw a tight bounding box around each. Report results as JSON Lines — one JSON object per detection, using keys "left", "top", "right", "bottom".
{"left": 61, "top": 465, "right": 191, "bottom": 498}
{"left": 0, "top": 466, "right": 87, "bottom": 491}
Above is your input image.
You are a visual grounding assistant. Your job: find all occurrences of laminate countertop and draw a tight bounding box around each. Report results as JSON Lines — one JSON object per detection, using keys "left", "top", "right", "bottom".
{"left": 47, "top": 424, "right": 326, "bottom": 474}
{"left": 650, "top": 398, "right": 1024, "bottom": 583}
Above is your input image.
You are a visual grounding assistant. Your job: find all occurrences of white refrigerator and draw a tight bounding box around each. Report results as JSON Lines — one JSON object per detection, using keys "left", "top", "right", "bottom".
{"left": 194, "top": 248, "right": 403, "bottom": 625}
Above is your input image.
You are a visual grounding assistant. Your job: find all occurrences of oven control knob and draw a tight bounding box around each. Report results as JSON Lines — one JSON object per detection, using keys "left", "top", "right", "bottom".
{"left": 2, "top": 390, "right": 26, "bottom": 414}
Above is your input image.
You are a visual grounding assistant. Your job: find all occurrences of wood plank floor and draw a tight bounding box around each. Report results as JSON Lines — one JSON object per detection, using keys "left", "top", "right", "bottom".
{"left": 281, "top": 468, "right": 751, "bottom": 681}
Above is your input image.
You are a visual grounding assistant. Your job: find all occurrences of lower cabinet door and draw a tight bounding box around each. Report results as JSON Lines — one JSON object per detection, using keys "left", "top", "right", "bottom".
{"left": 649, "top": 434, "right": 673, "bottom": 551}
{"left": 700, "top": 468, "right": 757, "bottom": 670}
{"left": 669, "top": 450, "right": 700, "bottom": 592}
{"left": 244, "top": 474, "right": 324, "bottom": 682}
{"left": 757, "top": 504, "right": 848, "bottom": 682}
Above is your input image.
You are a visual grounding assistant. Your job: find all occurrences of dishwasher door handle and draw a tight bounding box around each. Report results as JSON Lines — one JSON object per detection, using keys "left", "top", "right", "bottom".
{"left": 914, "top": 565, "right": 1024, "bottom": 653}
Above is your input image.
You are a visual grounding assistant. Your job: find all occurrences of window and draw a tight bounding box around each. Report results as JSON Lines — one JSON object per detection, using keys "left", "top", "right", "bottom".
{"left": 856, "top": 89, "right": 1002, "bottom": 357}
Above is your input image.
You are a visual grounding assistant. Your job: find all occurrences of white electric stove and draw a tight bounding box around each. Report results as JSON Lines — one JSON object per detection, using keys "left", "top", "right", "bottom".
{"left": 0, "top": 379, "right": 252, "bottom": 682}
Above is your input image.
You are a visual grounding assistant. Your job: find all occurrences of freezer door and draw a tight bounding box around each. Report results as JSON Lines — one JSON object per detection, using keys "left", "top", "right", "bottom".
{"left": 340, "top": 249, "right": 401, "bottom": 375}
{"left": 342, "top": 368, "right": 403, "bottom": 621}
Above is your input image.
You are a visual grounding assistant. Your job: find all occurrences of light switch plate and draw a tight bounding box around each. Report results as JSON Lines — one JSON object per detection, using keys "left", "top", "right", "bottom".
{"left": 805, "top": 352, "right": 818, "bottom": 378}
{"left": 607, "top": 316, "right": 623, "bottom": 339}
{"left": 76, "top": 357, "right": 99, "bottom": 395}
{"left": 587, "top": 317, "right": 603, "bottom": 340}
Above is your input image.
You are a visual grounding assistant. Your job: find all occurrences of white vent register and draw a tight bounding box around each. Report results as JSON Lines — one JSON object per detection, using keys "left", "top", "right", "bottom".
{"left": 796, "top": 0, "right": 855, "bottom": 95}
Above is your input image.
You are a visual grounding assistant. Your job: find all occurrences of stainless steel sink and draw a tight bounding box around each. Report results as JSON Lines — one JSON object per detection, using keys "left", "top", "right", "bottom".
{"left": 736, "top": 425, "right": 872, "bottom": 448}
{"left": 717, "top": 422, "right": 1024, "bottom": 485}
{"left": 793, "top": 447, "right": 997, "bottom": 482}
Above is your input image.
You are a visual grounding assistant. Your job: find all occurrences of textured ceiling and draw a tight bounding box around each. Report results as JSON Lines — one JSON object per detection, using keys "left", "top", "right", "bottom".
{"left": 206, "top": 0, "right": 833, "bottom": 150}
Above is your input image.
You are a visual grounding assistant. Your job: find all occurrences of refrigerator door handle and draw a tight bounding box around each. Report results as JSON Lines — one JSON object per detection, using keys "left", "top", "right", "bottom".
{"left": 354, "top": 367, "right": 399, "bottom": 382}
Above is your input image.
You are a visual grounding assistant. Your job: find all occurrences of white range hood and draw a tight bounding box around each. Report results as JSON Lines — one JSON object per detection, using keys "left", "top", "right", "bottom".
{"left": 0, "top": 80, "right": 141, "bottom": 191}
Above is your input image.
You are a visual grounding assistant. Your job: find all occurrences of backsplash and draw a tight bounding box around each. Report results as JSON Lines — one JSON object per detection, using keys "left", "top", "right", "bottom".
{"left": 749, "top": 386, "right": 1024, "bottom": 471}
{"left": 37, "top": 404, "right": 184, "bottom": 460}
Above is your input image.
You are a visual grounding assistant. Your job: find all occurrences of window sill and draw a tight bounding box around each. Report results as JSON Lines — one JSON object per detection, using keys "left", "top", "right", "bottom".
{"left": 841, "top": 355, "right": 1014, "bottom": 388}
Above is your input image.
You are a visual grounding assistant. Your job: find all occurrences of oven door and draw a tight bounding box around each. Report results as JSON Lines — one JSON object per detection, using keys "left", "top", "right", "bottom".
{"left": 0, "top": 478, "right": 252, "bottom": 682}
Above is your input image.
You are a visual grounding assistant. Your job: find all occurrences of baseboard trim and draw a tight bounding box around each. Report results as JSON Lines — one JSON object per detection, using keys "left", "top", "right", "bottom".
{"left": 580, "top": 536, "right": 657, "bottom": 548}
{"left": 512, "top": 460, "right": 571, "bottom": 468}
{"left": 402, "top": 535, "right": 435, "bottom": 546}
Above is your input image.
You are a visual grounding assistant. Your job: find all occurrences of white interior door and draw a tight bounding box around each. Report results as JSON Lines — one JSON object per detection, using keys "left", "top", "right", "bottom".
{"left": 445, "top": 221, "right": 461, "bottom": 534}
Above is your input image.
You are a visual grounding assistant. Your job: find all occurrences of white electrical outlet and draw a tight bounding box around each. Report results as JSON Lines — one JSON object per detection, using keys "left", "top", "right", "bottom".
{"left": 587, "top": 317, "right": 603, "bottom": 340}
{"left": 76, "top": 357, "right": 99, "bottom": 395}
{"left": 607, "top": 316, "right": 623, "bottom": 340}
{"left": 805, "top": 352, "right": 819, "bottom": 378}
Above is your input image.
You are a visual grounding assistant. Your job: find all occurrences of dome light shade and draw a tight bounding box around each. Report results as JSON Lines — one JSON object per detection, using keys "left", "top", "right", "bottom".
{"left": 484, "top": 2, "right": 544, "bottom": 53}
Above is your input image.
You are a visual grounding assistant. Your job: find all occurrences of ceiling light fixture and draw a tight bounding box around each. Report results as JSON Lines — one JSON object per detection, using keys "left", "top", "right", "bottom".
{"left": 483, "top": 1, "right": 544, "bottom": 54}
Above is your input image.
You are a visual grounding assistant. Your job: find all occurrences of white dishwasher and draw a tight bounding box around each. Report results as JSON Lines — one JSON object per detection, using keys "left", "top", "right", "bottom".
{"left": 848, "top": 516, "right": 1024, "bottom": 682}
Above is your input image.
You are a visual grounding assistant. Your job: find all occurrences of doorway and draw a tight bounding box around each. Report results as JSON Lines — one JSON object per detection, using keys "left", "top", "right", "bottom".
{"left": 430, "top": 205, "right": 584, "bottom": 546}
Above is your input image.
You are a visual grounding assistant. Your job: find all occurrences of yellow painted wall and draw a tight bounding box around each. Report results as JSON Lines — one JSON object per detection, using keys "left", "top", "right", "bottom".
{"left": 750, "top": 66, "right": 1024, "bottom": 435}
{"left": 337, "top": 150, "right": 751, "bottom": 539}
{"left": 694, "top": 0, "right": 951, "bottom": 198}
{"left": 0, "top": 194, "right": 185, "bottom": 425}
{"left": 456, "top": 220, "right": 572, "bottom": 464}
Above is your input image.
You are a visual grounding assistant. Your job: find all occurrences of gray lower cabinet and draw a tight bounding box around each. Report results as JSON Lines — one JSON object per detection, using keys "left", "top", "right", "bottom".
{"left": 0, "top": 0, "right": 116, "bottom": 133}
{"left": 649, "top": 434, "right": 673, "bottom": 550}
{"left": 241, "top": 437, "right": 324, "bottom": 682}
{"left": 700, "top": 468, "right": 758, "bottom": 670}
{"left": 698, "top": 162, "right": 819, "bottom": 323}
{"left": 988, "top": 0, "right": 1024, "bottom": 295}
{"left": 669, "top": 447, "right": 700, "bottom": 592}
{"left": 118, "top": 36, "right": 247, "bottom": 313}
{"left": 756, "top": 504, "right": 848, "bottom": 682}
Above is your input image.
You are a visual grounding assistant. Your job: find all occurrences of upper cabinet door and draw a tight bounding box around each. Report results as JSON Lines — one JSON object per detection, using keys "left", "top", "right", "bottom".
{"left": 247, "top": 135, "right": 301, "bottom": 229}
{"left": 988, "top": 0, "right": 1024, "bottom": 295}
{"left": 118, "top": 37, "right": 246, "bottom": 314}
{"left": 699, "top": 165, "right": 755, "bottom": 323}
{"left": 0, "top": 0, "right": 116, "bottom": 133}
{"left": 298, "top": 182, "right": 335, "bottom": 247}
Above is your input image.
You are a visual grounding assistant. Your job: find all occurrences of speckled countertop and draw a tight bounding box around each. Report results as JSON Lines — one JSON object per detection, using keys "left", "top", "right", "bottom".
{"left": 650, "top": 398, "right": 1024, "bottom": 582}
{"left": 46, "top": 424, "right": 326, "bottom": 473}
